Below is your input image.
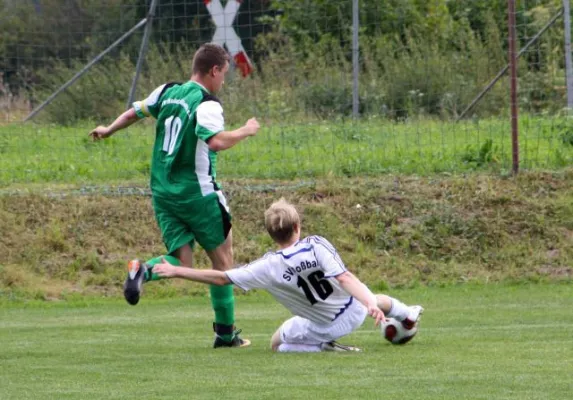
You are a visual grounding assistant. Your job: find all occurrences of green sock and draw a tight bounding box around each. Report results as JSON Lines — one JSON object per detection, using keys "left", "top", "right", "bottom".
{"left": 210, "top": 284, "right": 235, "bottom": 341}
{"left": 143, "top": 255, "right": 181, "bottom": 281}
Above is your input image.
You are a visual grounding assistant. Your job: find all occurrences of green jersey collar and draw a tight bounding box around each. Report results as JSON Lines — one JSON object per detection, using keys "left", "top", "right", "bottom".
{"left": 190, "top": 80, "right": 210, "bottom": 94}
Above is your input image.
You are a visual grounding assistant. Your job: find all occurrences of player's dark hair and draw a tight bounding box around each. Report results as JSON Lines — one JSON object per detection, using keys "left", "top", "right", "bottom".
{"left": 192, "top": 43, "right": 230, "bottom": 76}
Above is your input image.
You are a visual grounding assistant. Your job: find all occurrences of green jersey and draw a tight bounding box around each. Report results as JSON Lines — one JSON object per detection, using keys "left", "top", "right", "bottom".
{"left": 133, "top": 81, "right": 224, "bottom": 199}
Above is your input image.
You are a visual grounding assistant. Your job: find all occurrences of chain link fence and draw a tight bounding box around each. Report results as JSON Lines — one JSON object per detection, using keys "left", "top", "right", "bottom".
{"left": 1, "top": 0, "right": 572, "bottom": 189}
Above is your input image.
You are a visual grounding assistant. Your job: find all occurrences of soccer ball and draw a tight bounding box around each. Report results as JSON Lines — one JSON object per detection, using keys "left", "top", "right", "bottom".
{"left": 381, "top": 318, "right": 418, "bottom": 345}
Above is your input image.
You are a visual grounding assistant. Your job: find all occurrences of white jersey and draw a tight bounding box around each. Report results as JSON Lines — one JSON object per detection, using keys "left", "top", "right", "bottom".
{"left": 226, "top": 236, "right": 354, "bottom": 325}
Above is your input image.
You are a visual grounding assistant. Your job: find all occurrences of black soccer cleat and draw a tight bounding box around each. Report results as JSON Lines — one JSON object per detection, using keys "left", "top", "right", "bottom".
{"left": 213, "top": 324, "right": 251, "bottom": 348}
{"left": 123, "top": 259, "right": 148, "bottom": 306}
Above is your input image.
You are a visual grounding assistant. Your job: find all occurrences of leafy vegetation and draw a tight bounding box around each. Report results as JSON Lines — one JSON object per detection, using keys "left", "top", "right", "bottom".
{"left": 1, "top": 172, "right": 572, "bottom": 300}
{"left": 0, "top": 0, "right": 566, "bottom": 124}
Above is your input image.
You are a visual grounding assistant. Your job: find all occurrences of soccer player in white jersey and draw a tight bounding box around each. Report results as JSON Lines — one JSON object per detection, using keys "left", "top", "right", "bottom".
{"left": 154, "top": 199, "right": 423, "bottom": 352}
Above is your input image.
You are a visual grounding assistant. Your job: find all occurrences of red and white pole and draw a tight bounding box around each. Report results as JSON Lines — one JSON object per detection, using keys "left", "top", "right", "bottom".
{"left": 204, "top": 0, "right": 253, "bottom": 77}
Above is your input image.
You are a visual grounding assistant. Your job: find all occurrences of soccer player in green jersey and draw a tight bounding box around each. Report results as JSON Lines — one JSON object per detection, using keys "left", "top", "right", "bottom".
{"left": 89, "top": 43, "right": 259, "bottom": 348}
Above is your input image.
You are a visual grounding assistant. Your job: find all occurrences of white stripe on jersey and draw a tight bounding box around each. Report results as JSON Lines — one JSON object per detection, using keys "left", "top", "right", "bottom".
{"left": 132, "top": 84, "right": 166, "bottom": 118}
{"left": 303, "top": 236, "right": 347, "bottom": 277}
{"left": 195, "top": 139, "right": 214, "bottom": 197}
{"left": 226, "top": 236, "right": 352, "bottom": 325}
{"left": 196, "top": 101, "right": 224, "bottom": 133}
{"left": 216, "top": 190, "right": 230, "bottom": 212}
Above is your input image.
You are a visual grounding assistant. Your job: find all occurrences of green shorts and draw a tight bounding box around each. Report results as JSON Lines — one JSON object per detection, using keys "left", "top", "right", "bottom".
{"left": 152, "top": 191, "right": 232, "bottom": 254}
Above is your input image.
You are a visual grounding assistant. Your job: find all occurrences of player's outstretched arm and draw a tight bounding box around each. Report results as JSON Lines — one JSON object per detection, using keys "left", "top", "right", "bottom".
{"left": 154, "top": 258, "right": 231, "bottom": 286}
{"left": 207, "top": 117, "right": 260, "bottom": 152}
{"left": 336, "top": 271, "right": 386, "bottom": 326}
{"left": 89, "top": 108, "right": 139, "bottom": 141}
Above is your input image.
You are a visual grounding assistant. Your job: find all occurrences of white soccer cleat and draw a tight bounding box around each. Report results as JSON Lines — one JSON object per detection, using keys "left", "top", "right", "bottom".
{"left": 402, "top": 305, "right": 424, "bottom": 330}
{"left": 321, "top": 341, "right": 362, "bottom": 352}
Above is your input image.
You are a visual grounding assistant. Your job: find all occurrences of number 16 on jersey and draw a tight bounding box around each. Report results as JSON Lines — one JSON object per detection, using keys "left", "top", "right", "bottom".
{"left": 297, "top": 271, "right": 334, "bottom": 305}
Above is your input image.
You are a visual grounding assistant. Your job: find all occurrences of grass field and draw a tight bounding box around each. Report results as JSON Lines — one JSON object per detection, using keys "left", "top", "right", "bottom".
{"left": 1, "top": 113, "right": 572, "bottom": 399}
{"left": 1, "top": 284, "right": 572, "bottom": 400}
{"left": 1, "top": 115, "right": 572, "bottom": 186}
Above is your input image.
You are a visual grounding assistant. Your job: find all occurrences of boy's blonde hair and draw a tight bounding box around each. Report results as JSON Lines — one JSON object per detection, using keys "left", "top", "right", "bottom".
{"left": 264, "top": 198, "right": 300, "bottom": 244}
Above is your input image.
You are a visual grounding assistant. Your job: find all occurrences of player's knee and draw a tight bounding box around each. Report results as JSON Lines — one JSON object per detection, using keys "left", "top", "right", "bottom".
{"left": 213, "top": 256, "right": 233, "bottom": 271}
{"left": 223, "top": 249, "right": 234, "bottom": 269}
{"left": 270, "top": 340, "right": 280, "bottom": 352}
{"left": 270, "top": 330, "right": 282, "bottom": 351}
{"left": 174, "top": 244, "right": 193, "bottom": 267}
{"left": 216, "top": 251, "right": 233, "bottom": 270}
{"left": 376, "top": 294, "right": 392, "bottom": 312}
{"left": 208, "top": 245, "right": 234, "bottom": 271}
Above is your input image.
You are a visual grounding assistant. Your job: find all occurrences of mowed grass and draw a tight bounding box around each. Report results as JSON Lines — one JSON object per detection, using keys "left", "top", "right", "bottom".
{"left": 1, "top": 284, "right": 572, "bottom": 400}
{"left": 1, "top": 115, "right": 572, "bottom": 186}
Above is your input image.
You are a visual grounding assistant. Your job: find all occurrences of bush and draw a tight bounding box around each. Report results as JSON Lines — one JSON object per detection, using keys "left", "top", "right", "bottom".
{"left": 32, "top": 45, "right": 190, "bottom": 125}
{"left": 461, "top": 139, "right": 500, "bottom": 168}
{"left": 28, "top": 4, "right": 560, "bottom": 124}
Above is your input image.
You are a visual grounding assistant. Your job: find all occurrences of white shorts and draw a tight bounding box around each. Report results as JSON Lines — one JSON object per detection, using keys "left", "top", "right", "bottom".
{"left": 279, "top": 298, "right": 368, "bottom": 345}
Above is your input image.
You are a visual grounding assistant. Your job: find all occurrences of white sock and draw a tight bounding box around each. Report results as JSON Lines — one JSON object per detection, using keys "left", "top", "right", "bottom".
{"left": 387, "top": 297, "right": 410, "bottom": 321}
{"left": 278, "top": 343, "right": 322, "bottom": 353}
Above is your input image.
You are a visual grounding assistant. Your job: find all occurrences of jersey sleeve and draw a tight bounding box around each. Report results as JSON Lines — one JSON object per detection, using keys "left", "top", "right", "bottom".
{"left": 225, "top": 255, "right": 272, "bottom": 291}
{"left": 312, "top": 236, "right": 348, "bottom": 278}
{"left": 132, "top": 84, "right": 166, "bottom": 119}
{"left": 195, "top": 100, "right": 224, "bottom": 142}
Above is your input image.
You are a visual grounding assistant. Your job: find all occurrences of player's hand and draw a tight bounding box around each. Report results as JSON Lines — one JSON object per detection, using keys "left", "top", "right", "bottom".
{"left": 243, "top": 118, "right": 260, "bottom": 136}
{"left": 89, "top": 126, "right": 113, "bottom": 141}
{"left": 367, "top": 305, "right": 386, "bottom": 327}
{"left": 153, "top": 258, "right": 178, "bottom": 278}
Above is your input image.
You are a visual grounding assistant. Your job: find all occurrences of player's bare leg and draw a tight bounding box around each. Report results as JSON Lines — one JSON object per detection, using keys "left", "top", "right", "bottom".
{"left": 270, "top": 328, "right": 282, "bottom": 351}
{"left": 206, "top": 230, "right": 250, "bottom": 348}
{"left": 174, "top": 244, "right": 194, "bottom": 269}
{"left": 206, "top": 229, "right": 233, "bottom": 272}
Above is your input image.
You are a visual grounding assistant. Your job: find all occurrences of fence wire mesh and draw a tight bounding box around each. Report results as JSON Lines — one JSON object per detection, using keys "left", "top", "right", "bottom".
{"left": 0, "top": 0, "right": 571, "bottom": 190}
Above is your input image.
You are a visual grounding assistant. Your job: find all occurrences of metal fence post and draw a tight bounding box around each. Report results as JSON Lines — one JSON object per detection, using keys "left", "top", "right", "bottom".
{"left": 126, "top": 0, "right": 159, "bottom": 109}
{"left": 457, "top": 8, "right": 563, "bottom": 121}
{"left": 508, "top": 0, "right": 519, "bottom": 174}
{"left": 23, "top": 19, "right": 148, "bottom": 122}
{"left": 352, "top": 0, "right": 360, "bottom": 118}
{"left": 564, "top": 0, "right": 573, "bottom": 110}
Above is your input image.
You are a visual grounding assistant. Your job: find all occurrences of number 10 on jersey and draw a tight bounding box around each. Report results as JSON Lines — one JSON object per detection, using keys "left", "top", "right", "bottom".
{"left": 163, "top": 116, "right": 182, "bottom": 155}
